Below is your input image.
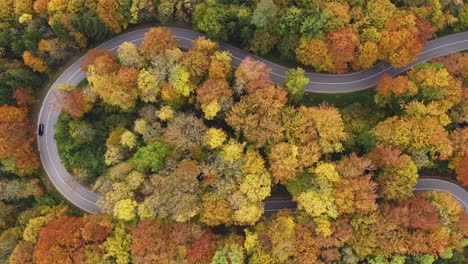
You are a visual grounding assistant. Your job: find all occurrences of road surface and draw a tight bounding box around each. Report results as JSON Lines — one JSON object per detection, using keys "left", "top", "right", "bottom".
{"left": 37, "top": 27, "right": 468, "bottom": 214}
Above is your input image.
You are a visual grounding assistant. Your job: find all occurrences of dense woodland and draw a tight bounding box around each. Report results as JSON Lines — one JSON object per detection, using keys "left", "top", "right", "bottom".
{"left": 0, "top": 0, "right": 467, "bottom": 263}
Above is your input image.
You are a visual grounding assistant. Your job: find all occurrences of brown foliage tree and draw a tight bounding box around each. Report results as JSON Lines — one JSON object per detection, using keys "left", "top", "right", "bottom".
{"left": 9, "top": 241, "right": 33, "bottom": 264}
{"left": 13, "top": 88, "right": 36, "bottom": 107}
{"left": 196, "top": 79, "right": 232, "bottom": 105}
{"left": 235, "top": 57, "right": 272, "bottom": 94}
{"left": 454, "top": 154, "right": 468, "bottom": 187}
{"left": 226, "top": 85, "right": 287, "bottom": 147}
{"left": 406, "top": 193, "right": 440, "bottom": 231}
{"left": 33, "top": 216, "right": 86, "bottom": 264}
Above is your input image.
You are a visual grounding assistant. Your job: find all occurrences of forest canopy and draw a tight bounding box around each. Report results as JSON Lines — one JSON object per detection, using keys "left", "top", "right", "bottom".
{"left": 0, "top": 0, "right": 467, "bottom": 262}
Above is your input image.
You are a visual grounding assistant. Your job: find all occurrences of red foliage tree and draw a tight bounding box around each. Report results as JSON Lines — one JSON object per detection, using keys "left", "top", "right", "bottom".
{"left": 187, "top": 230, "right": 215, "bottom": 262}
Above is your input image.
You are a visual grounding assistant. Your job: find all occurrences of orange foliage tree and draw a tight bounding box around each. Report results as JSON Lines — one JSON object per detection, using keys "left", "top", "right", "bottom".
{"left": 226, "top": 84, "right": 287, "bottom": 147}
{"left": 326, "top": 27, "right": 359, "bottom": 73}
{"left": 96, "top": 0, "right": 126, "bottom": 33}
{"left": 81, "top": 49, "right": 120, "bottom": 74}
{"left": 33, "top": 215, "right": 111, "bottom": 264}
{"left": 23, "top": 51, "right": 48, "bottom": 73}
{"left": 140, "top": 27, "right": 177, "bottom": 58}
{"left": 131, "top": 219, "right": 218, "bottom": 263}
{"left": 0, "top": 105, "right": 39, "bottom": 176}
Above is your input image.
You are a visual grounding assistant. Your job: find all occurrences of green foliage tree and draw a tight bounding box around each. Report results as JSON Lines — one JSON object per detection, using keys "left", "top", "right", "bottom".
{"left": 284, "top": 67, "right": 308, "bottom": 104}
{"left": 251, "top": 0, "right": 276, "bottom": 28}
{"left": 132, "top": 141, "right": 170, "bottom": 172}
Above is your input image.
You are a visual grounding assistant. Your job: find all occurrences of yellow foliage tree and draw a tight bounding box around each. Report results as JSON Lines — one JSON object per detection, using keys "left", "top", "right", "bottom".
{"left": 201, "top": 100, "right": 221, "bottom": 120}
{"left": 113, "top": 199, "right": 137, "bottom": 221}
{"left": 233, "top": 202, "right": 263, "bottom": 226}
{"left": 204, "top": 128, "right": 227, "bottom": 149}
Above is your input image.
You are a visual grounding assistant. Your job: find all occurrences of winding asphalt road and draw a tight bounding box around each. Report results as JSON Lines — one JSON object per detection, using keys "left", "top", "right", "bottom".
{"left": 37, "top": 28, "right": 468, "bottom": 214}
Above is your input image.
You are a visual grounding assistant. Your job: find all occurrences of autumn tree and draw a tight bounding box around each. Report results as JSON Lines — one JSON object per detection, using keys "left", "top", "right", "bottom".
{"left": 309, "top": 104, "right": 347, "bottom": 154}
{"left": 334, "top": 154, "right": 378, "bottom": 215}
{"left": 22, "top": 51, "right": 47, "bottom": 73}
{"left": 200, "top": 194, "right": 234, "bottom": 226}
{"left": 0, "top": 105, "right": 39, "bottom": 176}
{"left": 140, "top": 27, "right": 177, "bottom": 58}
{"left": 103, "top": 223, "right": 131, "bottom": 264}
{"left": 269, "top": 142, "right": 302, "bottom": 184}
{"left": 211, "top": 243, "right": 244, "bottom": 264}
{"left": 294, "top": 163, "right": 341, "bottom": 236}
{"left": 88, "top": 69, "right": 138, "bottom": 110}
{"left": 140, "top": 161, "right": 200, "bottom": 222}
{"left": 33, "top": 215, "right": 111, "bottom": 264}
{"left": 9, "top": 240, "right": 33, "bottom": 264}
{"left": 113, "top": 199, "right": 137, "bottom": 221}
{"left": 162, "top": 113, "right": 207, "bottom": 153}
{"left": 13, "top": 87, "right": 36, "bottom": 107}
{"left": 296, "top": 38, "right": 334, "bottom": 73}
{"left": 81, "top": 49, "right": 120, "bottom": 74}
{"left": 0, "top": 178, "right": 42, "bottom": 201}
{"left": 368, "top": 146, "right": 419, "bottom": 201}
{"left": 226, "top": 84, "right": 287, "bottom": 147}
{"left": 208, "top": 51, "right": 232, "bottom": 80}
{"left": 52, "top": 86, "right": 89, "bottom": 118}
{"left": 326, "top": 27, "right": 359, "bottom": 73}
{"left": 373, "top": 116, "right": 452, "bottom": 164}
{"left": 196, "top": 78, "right": 233, "bottom": 119}
{"left": 117, "top": 41, "right": 144, "bottom": 68}
{"left": 131, "top": 219, "right": 214, "bottom": 263}
{"left": 450, "top": 127, "right": 468, "bottom": 186}
{"left": 234, "top": 56, "right": 271, "bottom": 94}
{"left": 351, "top": 41, "right": 379, "bottom": 70}
{"left": 378, "top": 14, "right": 427, "bottom": 68}
{"left": 96, "top": 0, "right": 129, "bottom": 33}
